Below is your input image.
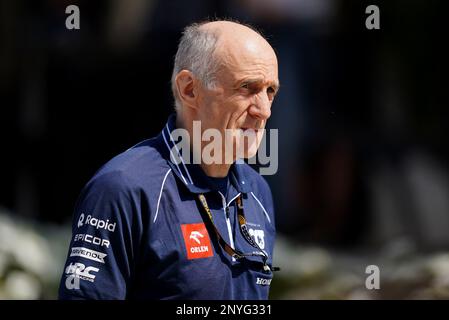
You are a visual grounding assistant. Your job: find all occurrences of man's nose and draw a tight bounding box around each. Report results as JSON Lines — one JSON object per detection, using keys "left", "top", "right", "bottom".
{"left": 248, "top": 92, "right": 271, "bottom": 120}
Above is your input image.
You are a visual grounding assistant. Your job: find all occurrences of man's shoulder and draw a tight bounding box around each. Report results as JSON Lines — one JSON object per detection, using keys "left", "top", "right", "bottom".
{"left": 239, "top": 163, "right": 275, "bottom": 226}
{"left": 87, "top": 137, "right": 170, "bottom": 192}
{"left": 239, "top": 163, "right": 272, "bottom": 199}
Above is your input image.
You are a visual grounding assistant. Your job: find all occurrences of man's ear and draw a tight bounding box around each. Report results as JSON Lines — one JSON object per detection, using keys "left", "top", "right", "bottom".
{"left": 175, "top": 70, "right": 198, "bottom": 110}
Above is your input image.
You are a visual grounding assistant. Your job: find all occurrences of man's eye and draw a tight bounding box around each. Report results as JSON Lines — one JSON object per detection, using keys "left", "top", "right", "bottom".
{"left": 267, "top": 87, "right": 275, "bottom": 94}
{"left": 241, "top": 83, "right": 249, "bottom": 89}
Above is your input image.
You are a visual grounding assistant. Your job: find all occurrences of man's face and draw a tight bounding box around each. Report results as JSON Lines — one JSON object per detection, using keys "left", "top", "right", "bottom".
{"left": 195, "top": 37, "right": 279, "bottom": 161}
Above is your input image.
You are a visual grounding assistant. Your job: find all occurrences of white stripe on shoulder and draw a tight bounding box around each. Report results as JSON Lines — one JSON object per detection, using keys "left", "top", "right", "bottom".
{"left": 165, "top": 124, "right": 193, "bottom": 185}
{"left": 153, "top": 168, "right": 172, "bottom": 223}
{"left": 250, "top": 192, "right": 272, "bottom": 224}
{"left": 162, "top": 129, "right": 188, "bottom": 185}
{"left": 227, "top": 193, "right": 241, "bottom": 207}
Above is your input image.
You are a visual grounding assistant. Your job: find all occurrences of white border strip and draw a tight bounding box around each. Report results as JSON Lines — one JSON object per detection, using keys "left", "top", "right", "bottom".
{"left": 165, "top": 124, "right": 193, "bottom": 185}
{"left": 153, "top": 168, "right": 172, "bottom": 223}
{"left": 162, "top": 129, "right": 187, "bottom": 185}
{"left": 250, "top": 192, "right": 272, "bottom": 224}
{"left": 227, "top": 193, "right": 241, "bottom": 208}
{"left": 218, "top": 191, "right": 236, "bottom": 262}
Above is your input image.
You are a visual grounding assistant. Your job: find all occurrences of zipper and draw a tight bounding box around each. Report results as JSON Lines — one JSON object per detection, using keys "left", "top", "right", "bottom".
{"left": 218, "top": 191, "right": 235, "bottom": 261}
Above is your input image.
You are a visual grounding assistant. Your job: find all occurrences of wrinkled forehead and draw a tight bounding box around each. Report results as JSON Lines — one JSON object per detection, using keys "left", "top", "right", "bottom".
{"left": 215, "top": 37, "right": 279, "bottom": 85}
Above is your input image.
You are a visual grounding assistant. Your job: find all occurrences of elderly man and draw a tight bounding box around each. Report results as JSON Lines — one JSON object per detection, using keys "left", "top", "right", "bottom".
{"left": 59, "top": 20, "right": 279, "bottom": 300}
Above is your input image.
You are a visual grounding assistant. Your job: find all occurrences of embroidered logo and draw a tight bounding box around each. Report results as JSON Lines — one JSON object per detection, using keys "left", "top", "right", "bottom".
{"left": 181, "top": 223, "right": 213, "bottom": 260}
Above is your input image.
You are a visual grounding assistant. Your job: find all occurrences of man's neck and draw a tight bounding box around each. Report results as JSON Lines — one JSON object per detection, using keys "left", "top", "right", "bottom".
{"left": 176, "top": 114, "right": 231, "bottom": 178}
{"left": 200, "top": 163, "right": 231, "bottom": 178}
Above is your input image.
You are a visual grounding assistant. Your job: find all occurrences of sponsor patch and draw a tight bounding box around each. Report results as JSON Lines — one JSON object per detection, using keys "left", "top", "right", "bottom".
{"left": 70, "top": 247, "right": 107, "bottom": 263}
{"left": 248, "top": 228, "right": 265, "bottom": 250}
{"left": 65, "top": 262, "right": 99, "bottom": 290}
{"left": 74, "top": 233, "right": 110, "bottom": 248}
{"left": 77, "top": 213, "right": 116, "bottom": 232}
{"left": 181, "top": 223, "right": 213, "bottom": 260}
{"left": 256, "top": 277, "right": 272, "bottom": 286}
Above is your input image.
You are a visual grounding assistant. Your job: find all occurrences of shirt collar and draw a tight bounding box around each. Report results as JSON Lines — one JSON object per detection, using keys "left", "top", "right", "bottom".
{"left": 156, "top": 113, "right": 252, "bottom": 194}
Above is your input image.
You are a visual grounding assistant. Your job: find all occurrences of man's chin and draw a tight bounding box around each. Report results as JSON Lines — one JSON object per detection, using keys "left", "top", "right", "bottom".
{"left": 234, "top": 130, "right": 263, "bottom": 159}
{"left": 235, "top": 144, "right": 260, "bottom": 160}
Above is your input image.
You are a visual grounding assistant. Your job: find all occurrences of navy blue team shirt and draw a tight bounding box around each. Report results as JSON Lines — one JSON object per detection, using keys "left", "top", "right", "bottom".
{"left": 59, "top": 114, "right": 276, "bottom": 300}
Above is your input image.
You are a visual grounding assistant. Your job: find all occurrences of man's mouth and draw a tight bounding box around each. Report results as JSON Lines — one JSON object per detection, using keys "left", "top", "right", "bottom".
{"left": 240, "top": 127, "right": 259, "bottom": 133}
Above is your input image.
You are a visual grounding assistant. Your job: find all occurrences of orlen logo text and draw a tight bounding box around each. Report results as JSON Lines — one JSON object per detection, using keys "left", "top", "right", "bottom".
{"left": 77, "top": 213, "right": 116, "bottom": 232}
{"left": 181, "top": 223, "right": 213, "bottom": 260}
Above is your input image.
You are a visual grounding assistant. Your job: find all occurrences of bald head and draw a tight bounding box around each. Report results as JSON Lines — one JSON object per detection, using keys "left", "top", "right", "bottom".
{"left": 201, "top": 21, "right": 277, "bottom": 74}
{"left": 199, "top": 20, "right": 270, "bottom": 49}
{"left": 171, "top": 20, "right": 278, "bottom": 111}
